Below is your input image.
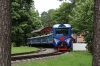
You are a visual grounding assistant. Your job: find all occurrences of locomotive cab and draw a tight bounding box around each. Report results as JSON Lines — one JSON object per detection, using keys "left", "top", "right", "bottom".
{"left": 53, "top": 24, "right": 73, "bottom": 51}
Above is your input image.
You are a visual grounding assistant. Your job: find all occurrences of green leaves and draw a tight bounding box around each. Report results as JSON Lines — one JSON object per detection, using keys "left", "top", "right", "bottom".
{"left": 69, "top": 0, "right": 93, "bottom": 33}
{"left": 69, "top": 0, "right": 93, "bottom": 51}
{"left": 52, "top": 2, "right": 72, "bottom": 24}
{"left": 11, "top": 0, "right": 43, "bottom": 46}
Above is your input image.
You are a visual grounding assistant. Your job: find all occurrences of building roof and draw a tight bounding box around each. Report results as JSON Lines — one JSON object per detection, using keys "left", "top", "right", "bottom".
{"left": 31, "top": 26, "right": 52, "bottom": 34}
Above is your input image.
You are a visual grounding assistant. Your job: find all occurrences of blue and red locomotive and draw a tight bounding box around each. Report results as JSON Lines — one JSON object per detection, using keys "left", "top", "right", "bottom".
{"left": 27, "top": 24, "right": 73, "bottom": 51}
{"left": 53, "top": 24, "right": 73, "bottom": 51}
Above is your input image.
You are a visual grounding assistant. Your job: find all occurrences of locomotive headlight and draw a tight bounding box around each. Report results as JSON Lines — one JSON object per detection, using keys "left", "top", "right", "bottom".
{"left": 54, "top": 38, "right": 60, "bottom": 44}
{"left": 65, "top": 38, "right": 71, "bottom": 44}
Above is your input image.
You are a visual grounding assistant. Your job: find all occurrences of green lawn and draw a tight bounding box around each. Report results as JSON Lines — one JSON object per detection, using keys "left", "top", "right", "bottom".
{"left": 11, "top": 46, "right": 39, "bottom": 54}
{"left": 13, "top": 51, "right": 92, "bottom": 66}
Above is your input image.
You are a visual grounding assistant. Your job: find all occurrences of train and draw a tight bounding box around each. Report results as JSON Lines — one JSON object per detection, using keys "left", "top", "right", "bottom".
{"left": 27, "top": 24, "right": 73, "bottom": 51}
{"left": 53, "top": 24, "right": 73, "bottom": 51}
{"left": 27, "top": 33, "right": 53, "bottom": 47}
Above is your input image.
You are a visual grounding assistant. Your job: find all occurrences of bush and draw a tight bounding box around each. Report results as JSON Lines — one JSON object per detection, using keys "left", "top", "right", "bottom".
{"left": 84, "top": 32, "right": 93, "bottom": 53}
{"left": 11, "top": 42, "right": 16, "bottom": 47}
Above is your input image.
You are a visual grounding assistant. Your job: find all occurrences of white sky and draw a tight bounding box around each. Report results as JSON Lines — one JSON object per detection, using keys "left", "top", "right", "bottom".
{"left": 34, "top": 0, "right": 70, "bottom": 14}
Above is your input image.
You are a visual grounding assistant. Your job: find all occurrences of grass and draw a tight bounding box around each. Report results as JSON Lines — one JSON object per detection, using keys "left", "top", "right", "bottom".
{"left": 13, "top": 51, "right": 92, "bottom": 66}
{"left": 11, "top": 46, "right": 39, "bottom": 54}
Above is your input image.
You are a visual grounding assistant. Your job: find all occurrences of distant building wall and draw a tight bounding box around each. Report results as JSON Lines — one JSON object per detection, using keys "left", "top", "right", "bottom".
{"left": 73, "top": 43, "right": 87, "bottom": 50}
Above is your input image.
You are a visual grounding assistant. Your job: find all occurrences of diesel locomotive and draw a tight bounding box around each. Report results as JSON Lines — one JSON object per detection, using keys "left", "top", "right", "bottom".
{"left": 27, "top": 24, "right": 73, "bottom": 51}
{"left": 53, "top": 24, "right": 73, "bottom": 51}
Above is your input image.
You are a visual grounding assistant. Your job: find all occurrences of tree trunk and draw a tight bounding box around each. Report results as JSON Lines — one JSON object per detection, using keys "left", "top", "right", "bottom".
{"left": 93, "top": 0, "right": 100, "bottom": 66}
{"left": 0, "top": 0, "right": 11, "bottom": 66}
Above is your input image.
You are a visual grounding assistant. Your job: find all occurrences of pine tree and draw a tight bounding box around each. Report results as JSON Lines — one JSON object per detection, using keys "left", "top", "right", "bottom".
{"left": 93, "top": 0, "right": 100, "bottom": 66}
{"left": 0, "top": 0, "right": 11, "bottom": 66}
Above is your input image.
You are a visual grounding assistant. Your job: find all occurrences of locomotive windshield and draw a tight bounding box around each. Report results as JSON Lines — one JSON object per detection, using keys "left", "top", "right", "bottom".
{"left": 56, "top": 28, "right": 69, "bottom": 36}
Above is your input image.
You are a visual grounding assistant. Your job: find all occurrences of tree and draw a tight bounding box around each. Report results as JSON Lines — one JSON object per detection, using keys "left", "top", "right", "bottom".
{"left": 69, "top": 0, "right": 93, "bottom": 33}
{"left": 69, "top": 0, "right": 93, "bottom": 52}
{"left": 41, "top": 9, "right": 55, "bottom": 27}
{"left": 48, "top": 9, "right": 56, "bottom": 26}
{"left": 0, "top": 0, "right": 11, "bottom": 66}
{"left": 92, "top": 0, "right": 100, "bottom": 66}
{"left": 11, "top": 0, "right": 34, "bottom": 46}
{"left": 11, "top": 0, "right": 43, "bottom": 46}
{"left": 52, "top": 2, "right": 73, "bottom": 24}
{"left": 41, "top": 11, "right": 49, "bottom": 27}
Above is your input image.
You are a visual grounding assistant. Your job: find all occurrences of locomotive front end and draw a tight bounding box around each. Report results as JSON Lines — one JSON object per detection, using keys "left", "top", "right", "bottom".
{"left": 53, "top": 24, "right": 72, "bottom": 51}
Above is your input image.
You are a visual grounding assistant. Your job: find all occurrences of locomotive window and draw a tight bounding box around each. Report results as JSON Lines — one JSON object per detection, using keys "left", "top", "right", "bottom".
{"left": 56, "top": 28, "right": 69, "bottom": 36}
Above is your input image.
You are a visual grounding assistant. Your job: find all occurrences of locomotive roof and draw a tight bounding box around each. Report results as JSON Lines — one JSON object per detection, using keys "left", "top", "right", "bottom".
{"left": 53, "top": 24, "right": 71, "bottom": 28}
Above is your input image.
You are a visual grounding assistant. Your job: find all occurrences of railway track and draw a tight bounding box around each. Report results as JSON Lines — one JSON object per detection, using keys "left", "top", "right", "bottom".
{"left": 11, "top": 48, "right": 68, "bottom": 64}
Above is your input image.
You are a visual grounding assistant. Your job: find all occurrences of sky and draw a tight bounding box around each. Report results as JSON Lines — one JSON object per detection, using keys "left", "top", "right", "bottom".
{"left": 34, "top": 0, "right": 70, "bottom": 14}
